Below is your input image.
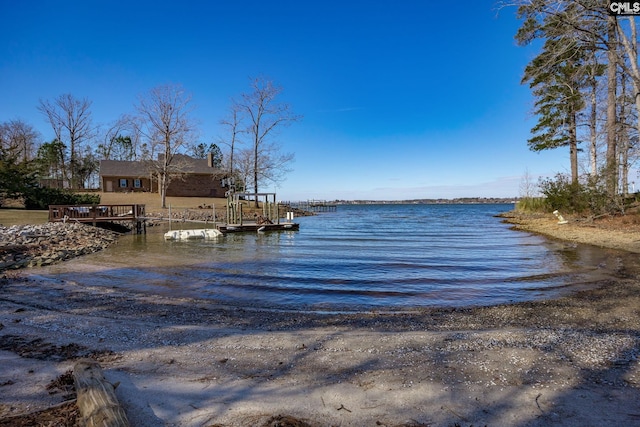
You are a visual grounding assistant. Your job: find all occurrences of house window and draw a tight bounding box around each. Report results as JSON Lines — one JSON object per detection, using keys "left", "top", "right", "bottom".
{"left": 134, "top": 179, "right": 141, "bottom": 188}
{"left": 119, "top": 179, "right": 128, "bottom": 188}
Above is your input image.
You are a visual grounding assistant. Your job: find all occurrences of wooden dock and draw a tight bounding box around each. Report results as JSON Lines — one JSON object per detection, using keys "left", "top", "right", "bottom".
{"left": 217, "top": 222, "right": 299, "bottom": 233}
{"left": 282, "top": 200, "right": 337, "bottom": 213}
{"left": 49, "top": 204, "right": 147, "bottom": 233}
{"left": 49, "top": 202, "right": 300, "bottom": 235}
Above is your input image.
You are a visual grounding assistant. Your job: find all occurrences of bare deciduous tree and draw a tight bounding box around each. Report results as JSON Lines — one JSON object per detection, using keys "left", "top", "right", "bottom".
{"left": 237, "top": 77, "right": 300, "bottom": 206}
{"left": 519, "top": 168, "right": 537, "bottom": 198}
{"left": 135, "top": 84, "right": 198, "bottom": 208}
{"left": 38, "top": 94, "right": 94, "bottom": 189}
{"left": 234, "top": 147, "right": 254, "bottom": 193}
{"left": 219, "top": 102, "right": 244, "bottom": 183}
{"left": 98, "top": 114, "right": 142, "bottom": 161}
{"left": 0, "top": 119, "right": 39, "bottom": 163}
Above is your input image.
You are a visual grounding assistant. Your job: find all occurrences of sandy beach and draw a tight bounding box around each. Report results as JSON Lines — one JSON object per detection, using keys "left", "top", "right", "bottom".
{"left": 1, "top": 211, "right": 640, "bottom": 426}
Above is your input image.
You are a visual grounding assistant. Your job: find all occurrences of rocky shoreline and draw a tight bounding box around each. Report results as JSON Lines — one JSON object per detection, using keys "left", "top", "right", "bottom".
{"left": 0, "top": 222, "right": 120, "bottom": 271}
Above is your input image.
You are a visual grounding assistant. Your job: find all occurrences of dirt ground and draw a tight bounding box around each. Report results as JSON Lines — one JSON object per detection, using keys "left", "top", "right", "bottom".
{"left": 501, "top": 211, "right": 640, "bottom": 253}
{"left": 2, "top": 211, "right": 640, "bottom": 426}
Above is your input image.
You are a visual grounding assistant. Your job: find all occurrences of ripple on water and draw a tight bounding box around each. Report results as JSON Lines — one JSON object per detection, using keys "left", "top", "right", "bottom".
{"left": 34, "top": 204, "right": 619, "bottom": 312}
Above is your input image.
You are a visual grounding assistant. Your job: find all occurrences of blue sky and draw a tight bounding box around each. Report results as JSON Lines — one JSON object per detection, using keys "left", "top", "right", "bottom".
{"left": 0, "top": 0, "right": 571, "bottom": 200}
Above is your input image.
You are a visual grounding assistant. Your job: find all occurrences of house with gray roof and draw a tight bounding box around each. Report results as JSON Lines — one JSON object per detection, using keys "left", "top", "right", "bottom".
{"left": 99, "top": 153, "right": 227, "bottom": 197}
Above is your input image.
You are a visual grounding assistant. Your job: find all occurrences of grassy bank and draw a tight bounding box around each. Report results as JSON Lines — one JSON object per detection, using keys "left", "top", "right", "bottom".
{"left": 515, "top": 196, "right": 547, "bottom": 213}
{"left": 0, "top": 209, "right": 49, "bottom": 226}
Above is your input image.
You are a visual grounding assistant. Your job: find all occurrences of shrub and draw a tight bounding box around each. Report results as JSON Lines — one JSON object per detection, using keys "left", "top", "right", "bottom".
{"left": 539, "top": 174, "right": 587, "bottom": 213}
{"left": 23, "top": 187, "right": 100, "bottom": 210}
{"left": 538, "top": 173, "right": 623, "bottom": 215}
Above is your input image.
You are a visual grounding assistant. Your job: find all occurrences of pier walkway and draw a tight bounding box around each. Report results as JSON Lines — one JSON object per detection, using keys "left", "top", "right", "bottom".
{"left": 49, "top": 204, "right": 147, "bottom": 233}
{"left": 217, "top": 222, "right": 299, "bottom": 233}
{"left": 49, "top": 201, "right": 301, "bottom": 234}
{"left": 282, "top": 200, "right": 337, "bottom": 213}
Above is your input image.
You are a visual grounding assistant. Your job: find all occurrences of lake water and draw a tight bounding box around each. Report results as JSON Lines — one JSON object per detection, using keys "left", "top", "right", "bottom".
{"left": 36, "top": 203, "right": 615, "bottom": 312}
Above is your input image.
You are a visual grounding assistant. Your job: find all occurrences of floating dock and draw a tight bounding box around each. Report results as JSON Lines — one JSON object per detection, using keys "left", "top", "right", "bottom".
{"left": 164, "top": 228, "right": 223, "bottom": 240}
{"left": 163, "top": 222, "right": 299, "bottom": 239}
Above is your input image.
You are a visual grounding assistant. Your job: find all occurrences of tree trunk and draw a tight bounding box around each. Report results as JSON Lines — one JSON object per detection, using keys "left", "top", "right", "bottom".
{"left": 160, "top": 173, "right": 167, "bottom": 209}
{"left": 589, "top": 76, "right": 598, "bottom": 177}
{"left": 73, "top": 359, "right": 130, "bottom": 427}
{"left": 606, "top": 15, "right": 618, "bottom": 196}
{"left": 617, "top": 16, "right": 640, "bottom": 157}
{"left": 253, "top": 135, "right": 259, "bottom": 208}
{"left": 58, "top": 145, "right": 67, "bottom": 186}
{"left": 621, "top": 74, "right": 631, "bottom": 197}
{"left": 569, "top": 110, "right": 578, "bottom": 185}
{"left": 621, "top": 140, "right": 629, "bottom": 196}
{"left": 631, "top": 19, "right": 640, "bottom": 196}
{"left": 70, "top": 132, "right": 77, "bottom": 189}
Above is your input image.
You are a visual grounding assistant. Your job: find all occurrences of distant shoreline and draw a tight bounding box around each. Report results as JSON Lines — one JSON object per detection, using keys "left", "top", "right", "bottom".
{"left": 334, "top": 198, "right": 517, "bottom": 205}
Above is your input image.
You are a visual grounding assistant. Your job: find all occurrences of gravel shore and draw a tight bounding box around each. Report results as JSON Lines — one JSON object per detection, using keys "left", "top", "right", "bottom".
{"left": 1, "top": 213, "right": 640, "bottom": 426}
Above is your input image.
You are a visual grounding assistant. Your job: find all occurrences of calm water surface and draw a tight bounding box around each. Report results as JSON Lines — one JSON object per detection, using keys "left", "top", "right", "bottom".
{"left": 36, "top": 204, "right": 614, "bottom": 312}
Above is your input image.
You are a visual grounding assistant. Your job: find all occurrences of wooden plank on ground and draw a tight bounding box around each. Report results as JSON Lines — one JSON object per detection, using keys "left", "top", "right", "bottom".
{"left": 73, "top": 359, "right": 130, "bottom": 427}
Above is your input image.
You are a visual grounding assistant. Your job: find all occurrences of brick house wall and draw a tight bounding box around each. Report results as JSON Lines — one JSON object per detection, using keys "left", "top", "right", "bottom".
{"left": 166, "top": 174, "right": 226, "bottom": 197}
{"left": 100, "top": 155, "right": 227, "bottom": 197}
{"left": 102, "top": 176, "right": 153, "bottom": 193}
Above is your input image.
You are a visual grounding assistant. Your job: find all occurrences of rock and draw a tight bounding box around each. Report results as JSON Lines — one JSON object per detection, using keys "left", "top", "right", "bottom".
{"left": 0, "top": 223, "right": 120, "bottom": 272}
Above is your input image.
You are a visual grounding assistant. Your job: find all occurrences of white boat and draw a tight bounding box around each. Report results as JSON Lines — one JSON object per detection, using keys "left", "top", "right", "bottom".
{"left": 164, "top": 229, "right": 223, "bottom": 241}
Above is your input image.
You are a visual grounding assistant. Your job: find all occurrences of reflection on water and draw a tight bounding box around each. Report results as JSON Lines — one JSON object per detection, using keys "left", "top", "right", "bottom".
{"left": 33, "top": 204, "right": 624, "bottom": 312}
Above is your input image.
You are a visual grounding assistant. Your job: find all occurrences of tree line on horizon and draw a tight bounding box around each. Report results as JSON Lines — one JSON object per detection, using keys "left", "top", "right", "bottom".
{"left": 0, "top": 76, "right": 300, "bottom": 209}
{"left": 511, "top": 1, "right": 640, "bottom": 213}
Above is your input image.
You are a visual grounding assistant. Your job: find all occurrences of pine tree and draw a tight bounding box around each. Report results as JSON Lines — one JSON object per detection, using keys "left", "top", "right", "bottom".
{"left": 519, "top": 12, "right": 589, "bottom": 184}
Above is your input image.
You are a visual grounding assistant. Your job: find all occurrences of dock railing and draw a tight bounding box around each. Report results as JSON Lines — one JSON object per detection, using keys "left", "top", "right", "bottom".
{"left": 282, "top": 200, "right": 337, "bottom": 213}
{"left": 49, "top": 204, "right": 146, "bottom": 226}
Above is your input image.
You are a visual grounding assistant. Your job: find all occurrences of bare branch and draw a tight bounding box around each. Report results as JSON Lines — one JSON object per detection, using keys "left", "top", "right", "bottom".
{"left": 37, "top": 94, "right": 95, "bottom": 188}
{"left": 236, "top": 76, "right": 301, "bottom": 202}
{"left": 135, "top": 84, "right": 198, "bottom": 208}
